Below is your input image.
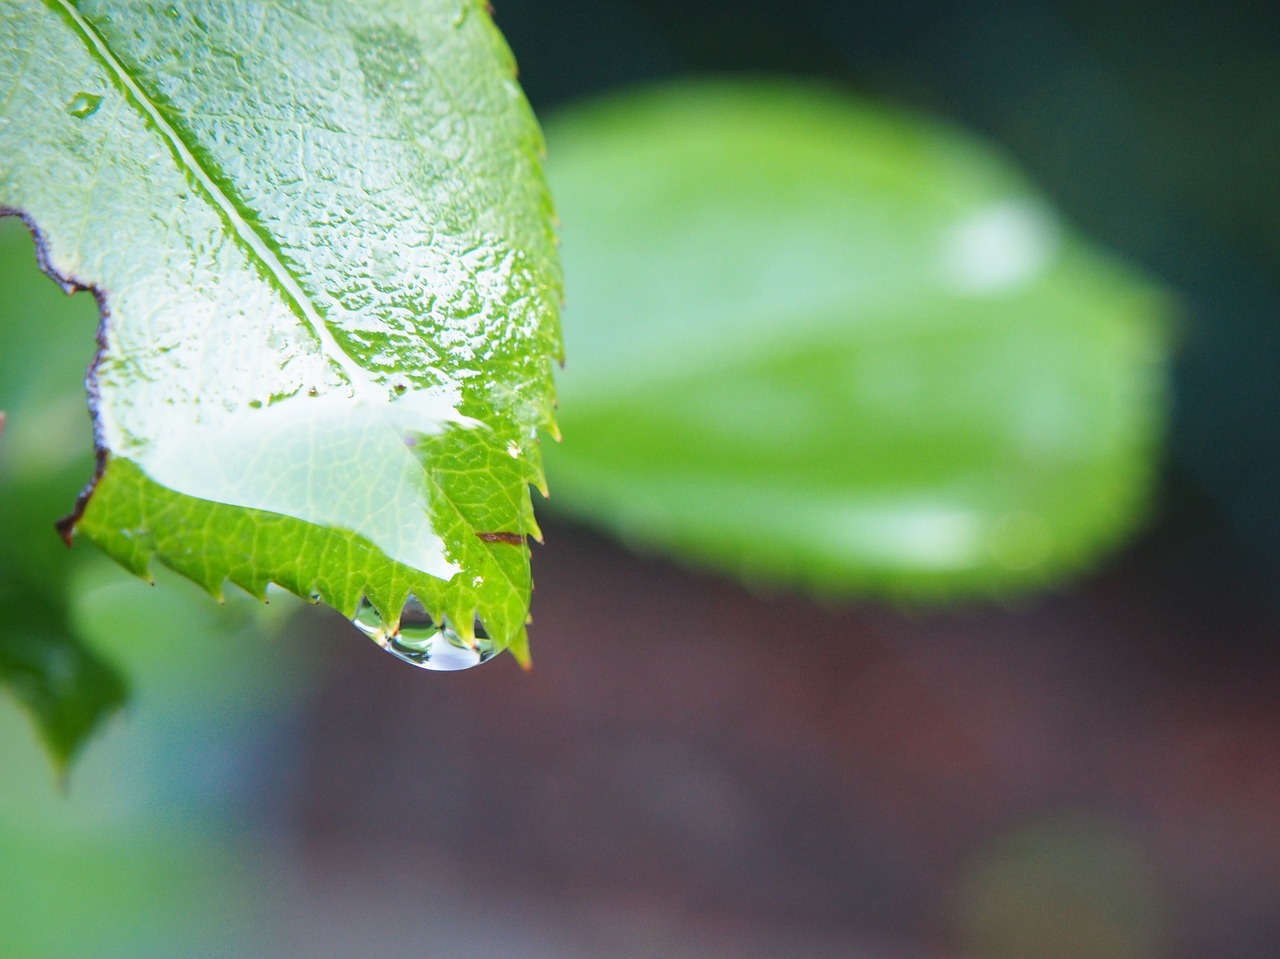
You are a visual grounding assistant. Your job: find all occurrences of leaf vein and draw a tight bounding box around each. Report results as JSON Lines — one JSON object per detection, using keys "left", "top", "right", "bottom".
{"left": 48, "top": 0, "right": 372, "bottom": 393}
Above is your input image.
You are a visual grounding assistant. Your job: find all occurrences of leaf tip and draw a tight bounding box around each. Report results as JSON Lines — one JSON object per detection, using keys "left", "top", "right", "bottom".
{"left": 508, "top": 627, "right": 533, "bottom": 670}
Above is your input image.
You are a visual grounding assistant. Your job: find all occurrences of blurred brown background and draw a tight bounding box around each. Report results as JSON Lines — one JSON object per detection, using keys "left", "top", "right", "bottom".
{"left": 275, "top": 516, "right": 1280, "bottom": 958}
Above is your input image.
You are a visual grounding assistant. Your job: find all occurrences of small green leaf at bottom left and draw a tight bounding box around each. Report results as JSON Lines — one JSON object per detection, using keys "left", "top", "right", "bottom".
{"left": 0, "top": 216, "right": 128, "bottom": 769}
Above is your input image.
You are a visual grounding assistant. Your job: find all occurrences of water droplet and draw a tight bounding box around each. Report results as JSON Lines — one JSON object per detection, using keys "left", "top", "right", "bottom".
{"left": 352, "top": 596, "right": 495, "bottom": 671}
{"left": 163, "top": 4, "right": 180, "bottom": 18}
{"left": 65, "top": 92, "right": 103, "bottom": 119}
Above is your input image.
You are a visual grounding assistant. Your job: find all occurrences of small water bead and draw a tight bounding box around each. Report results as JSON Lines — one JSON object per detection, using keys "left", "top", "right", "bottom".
{"left": 352, "top": 596, "right": 495, "bottom": 671}
{"left": 65, "top": 92, "right": 103, "bottom": 119}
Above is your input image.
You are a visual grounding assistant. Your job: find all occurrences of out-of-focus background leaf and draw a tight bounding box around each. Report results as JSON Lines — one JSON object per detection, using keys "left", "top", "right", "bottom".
{"left": 0, "top": 217, "right": 126, "bottom": 768}
{"left": 543, "top": 78, "right": 1169, "bottom": 595}
{"left": 502, "top": 0, "right": 1280, "bottom": 599}
{"left": 0, "top": 561, "right": 303, "bottom": 959}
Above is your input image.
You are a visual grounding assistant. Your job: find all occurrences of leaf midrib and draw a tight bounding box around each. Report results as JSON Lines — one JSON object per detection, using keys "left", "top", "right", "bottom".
{"left": 49, "top": 0, "right": 371, "bottom": 393}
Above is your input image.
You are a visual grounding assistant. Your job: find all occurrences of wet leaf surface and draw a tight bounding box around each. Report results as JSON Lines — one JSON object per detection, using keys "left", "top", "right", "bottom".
{"left": 0, "top": 0, "right": 561, "bottom": 688}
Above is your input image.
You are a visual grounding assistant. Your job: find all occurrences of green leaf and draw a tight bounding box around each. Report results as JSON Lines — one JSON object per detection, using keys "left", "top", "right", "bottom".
{"left": 0, "top": 605, "right": 126, "bottom": 776}
{"left": 0, "top": 1, "right": 561, "bottom": 661}
{"left": 0, "top": 217, "right": 126, "bottom": 769}
{"left": 543, "top": 80, "right": 1169, "bottom": 597}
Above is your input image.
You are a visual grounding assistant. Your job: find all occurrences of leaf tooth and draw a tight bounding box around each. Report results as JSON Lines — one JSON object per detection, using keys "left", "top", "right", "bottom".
{"left": 506, "top": 627, "right": 532, "bottom": 670}
{"left": 229, "top": 573, "right": 269, "bottom": 603}
{"left": 153, "top": 548, "right": 225, "bottom": 598}
{"left": 526, "top": 469, "right": 550, "bottom": 502}
{"left": 449, "top": 611, "right": 477, "bottom": 646}
{"left": 262, "top": 567, "right": 309, "bottom": 605}
{"left": 110, "top": 543, "right": 155, "bottom": 582}
{"left": 521, "top": 443, "right": 551, "bottom": 500}
{"left": 329, "top": 578, "right": 371, "bottom": 621}
{"left": 437, "top": 591, "right": 472, "bottom": 643}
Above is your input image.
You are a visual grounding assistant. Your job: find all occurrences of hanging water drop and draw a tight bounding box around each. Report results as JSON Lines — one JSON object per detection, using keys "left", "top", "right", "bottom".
{"left": 65, "top": 92, "right": 103, "bottom": 119}
{"left": 352, "top": 596, "right": 495, "bottom": 671}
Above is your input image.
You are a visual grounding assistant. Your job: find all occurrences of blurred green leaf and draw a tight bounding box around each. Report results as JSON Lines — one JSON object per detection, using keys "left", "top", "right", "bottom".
{"left": 0, "top": 217, "right": 126, "bottom": 770}
{"left": 0, "top": 0, "right": 561, "bottom": 675}
{"left": 0, "top": 554, "right": 304, "bottom": 958}
{"left": 0, "top": 602, "right": 126, "bottom": 775}
{"left": 544, "top": 79, "right": 1170, "bottom": 596}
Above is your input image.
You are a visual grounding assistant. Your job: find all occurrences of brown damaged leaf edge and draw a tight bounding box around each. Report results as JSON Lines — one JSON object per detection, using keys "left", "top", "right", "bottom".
{"left": 476, "top": 531, "right": 527, "bottom": 546}
{"left": 0, "top": 208, "right": 111, "bottom": 547}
